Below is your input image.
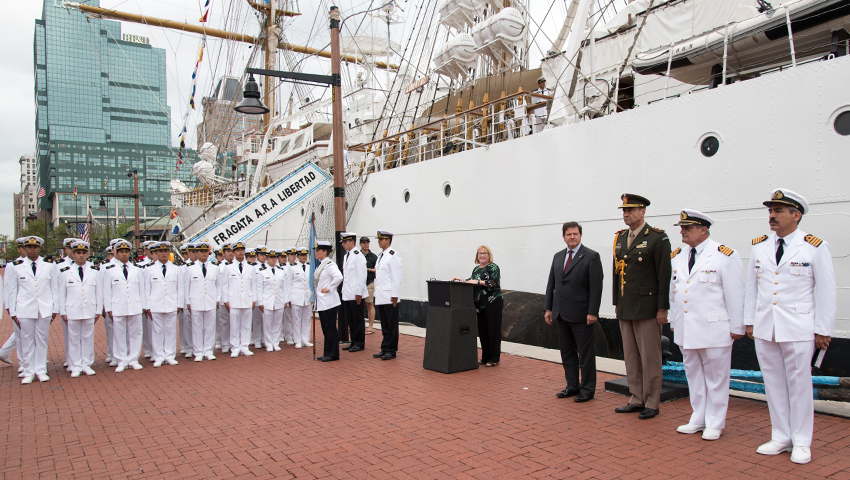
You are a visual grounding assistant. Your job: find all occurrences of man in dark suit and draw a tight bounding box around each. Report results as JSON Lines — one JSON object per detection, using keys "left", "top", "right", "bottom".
{"left": 545, "top": 221, "right": 604, "bottom": 403}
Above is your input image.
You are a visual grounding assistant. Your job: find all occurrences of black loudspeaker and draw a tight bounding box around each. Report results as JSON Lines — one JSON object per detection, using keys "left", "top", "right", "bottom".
{"left": 423, "top": 280, "right": 479, "bottom": 374}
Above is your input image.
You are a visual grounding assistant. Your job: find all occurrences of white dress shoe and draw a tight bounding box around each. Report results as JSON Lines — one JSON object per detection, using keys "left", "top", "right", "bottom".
{"left": 230, "top": 351, "right": 239, "bottom": 358}
{"left": 130, "top": 363, "right": 143, "bottom": 370}
{"left": 21, "top": 375, "right": 34, "bottom": 384}
{"left": 109, "top": 360, "right": 119, "bottom": 367}
{"left": 266, "top": 347, "right": 274, "bottom": 352}
{"left": 165, "top": 358, "right": 179, "bottom": 365}
{"left": 702, "top": 429, "right": 721, "bottom": 441}
{"left": 153, "top": 360, "right": 163, "bottom": 367}
{"left": 144, "top": 354, "right": 151, "bottom": 359}
{"left": 184, "top": 352, "right": 194, "bottom": 358}
{"left": 273, "top": 345, "right": 282, "bottom": 351}
{"left": 214, "top": 344, "right": 221, "bottom": 350}
{"left": 83, "top": 366, "right": 96, "bottom": 376}
{"left": 221, "top": 347, "right": 230, "bottom": 354}
{"left": 757, "top": 440, "right": 792, "bottom": 455}
{"left": 254, "top": 344, "right": 263, "bottom": 349}
{"left": 37, "top": 374, "right": 50, "bottom": 382}
{"left": 205, "top": 354, "right": 216, "bottom": 361}
{"left": 791, "top": 446, "right": 811, "bottom": 464}
{"left": 287, "top": 341, "right": 295, "bottom": 346}
{"left": 677, "top": 424, "right": 705, "bottom": 434}
{"left": 104, "top": 356, "right": 113, "bottom": 363}
{"left": 295, "top": 343, "right": 302, "bottom": 349}
{"left": 194, "top": 356, "right": 203, "bottom": 362}
{"left": 115, "top": 365, "right": 126, "bottom": 373}
{"left": 303, "top": 342, "right": 313, "bottom": 347}
{"left": 63, "top": 362, "right": 68, "bottom": 367}
{"left": 70, "top": 371, "right": 81, "bottom": 378}
{"left": 18, "top": 366, "right": 24, "bottom": 373}
{"left": 18, "top": 372, "right": 26, "bottom": 378}
{"left": 0, "top": 354, "right": 11, "bottom": 365}
{"left": 242, "top": 349, "right": 254, "bottom": 356}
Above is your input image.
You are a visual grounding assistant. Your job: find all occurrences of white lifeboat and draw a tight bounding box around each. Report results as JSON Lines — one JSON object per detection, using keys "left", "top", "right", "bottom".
{"left": 470, "top": 7, "right": 527, "bottom": 63}
{"left": 438, "top": 0, "right": 485, "bottom": 32}
{"left": 433, "top": 33, "right": 478, "bottom": 80}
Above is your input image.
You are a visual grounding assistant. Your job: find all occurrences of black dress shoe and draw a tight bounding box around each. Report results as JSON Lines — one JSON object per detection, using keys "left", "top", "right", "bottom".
{"left": 348, "top": 346, "right": 363, "bottom": 352}
{"left": 342, "top": 345, "right": 352, "bottom": 350}
{"left": 373, "top": 352, "right": 386, "bottom": 358}
{"left": 574, "top": 393, "right": 594, "bottom": 403}
{"left": 321, "top": 357, "right": 339, "bottom": 362}
{"left": 638, "top": 408, "right": 659, "bottom": 419}
{"left": 615, "top": 403, "right": 645, "bottom": 413}
{"left": 316, "top": 356, "right": 328, "bottom": 361}
{"left": 380, "top": 353, "right": 396, "bottom": 360}
{"left": 555, "top": 388, "right": 580, "bottom": 399}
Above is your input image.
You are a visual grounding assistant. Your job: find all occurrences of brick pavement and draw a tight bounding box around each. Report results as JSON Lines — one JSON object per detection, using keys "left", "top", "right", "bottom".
{"left": 0, "top": 312, "right": 849, "bottom": 479}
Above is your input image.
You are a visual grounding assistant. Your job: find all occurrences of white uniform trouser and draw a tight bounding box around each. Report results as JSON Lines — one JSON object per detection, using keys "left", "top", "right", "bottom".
{"left": 533, "top": 113, "right": 546, "bottom": 134}
{"left": 62, "top": 320, "right": 70, "bottom": 366}
{"left": 229, "top": 308, "right": 253, "bottom": 352}
{"left": 142, "top": 314, "right": 153, "bottom": 357}
{"left": 0, "top": 327, "right": 21, "bottom": 361}
{"left": 262, "top": 308, "right": 283, "bottom": 348}
{"left": 755, "top": 338, "right": 815, "bottom": 447}
{"left": 282, "top": 305, "right": 293, "bottom": 342}
{"left": 112, "top": 314, "right": 143, "bottom": 367}
{"left": 251, "top": 307, "right": 263, "bottom": 346}
{"left": 103, "top": 314, "right": 114, "bottom": 359}
{"left": 217, "top": 305, "right": 230, "bottom": 350}
{"left": 67, "top": 318, "right": 95, "bottom": 373}
{"left": 19, "top": 317, "right": 50, "bottom": 376}
{"left": 682, "top": 346, "right": 732, "bottom": 431}
{"left": 178, "top": 309, "right": 192, "bottom": 354}
{"left": 291, "top": 304, "right": 312, "bottom": 344}
{"left": 150, "top": 311, "right": 177, "bottom": 362}
{"left": 191, "top": 309, "right": 216, "bottom": 357}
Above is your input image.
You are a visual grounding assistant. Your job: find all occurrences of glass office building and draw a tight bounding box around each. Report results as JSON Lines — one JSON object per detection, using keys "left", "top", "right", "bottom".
{"left": 34, "top": 0, "right": 197, "bottom": 228}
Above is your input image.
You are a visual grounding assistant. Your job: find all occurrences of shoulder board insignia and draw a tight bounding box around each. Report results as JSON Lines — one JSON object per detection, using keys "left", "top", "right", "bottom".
{"left": 43, "top": 258, "right": 53, "bottom": 263}
{"left": 718, "top": 245, "right": 734, "bottom": 256}
{"left": 354, "top": 250, "right": 360, "bottom": 255}
{"left": 186, "top": 261, "right": 195, "bottom": 266}
{"left": 804, "top": 235, "right": 823, "bottom": 247}
{"left": 752, "top": 235, "right": 768, "bottom": 245}
{"left": 650, "top": 227, "right": 665, "bottom": 234}
{"left": 670, "top": 248, "right": 681, "bottom": 259}
{"left": 59, "top": 266, "right": 70, "bottom": 272}
{"left": 389, "top": 250, "right": 395, "bottom": 255}
{"left": 259, "top": 266, "right": 267, "bottom": 271}
{"left": 106, "top": 264, "right": 115, "bottom": 269}
{"left": 225, "top": 261, "right": 232, "bottom": 265}
{"left": 90, "top": 265, "right": 100, "bottom": 271}
{"left": 212, "top": 260, "right": 219, "bottom": 265}
{"left": 617, "top": 228, "right": 627, "bottom": 234}
{"left": 12, "top": 259, "right": 22, "bottom": 265}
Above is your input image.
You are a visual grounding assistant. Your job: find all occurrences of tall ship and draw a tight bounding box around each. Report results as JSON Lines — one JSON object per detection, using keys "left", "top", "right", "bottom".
{"left": 69, "top": 0, "right": 850, "bottom": 374}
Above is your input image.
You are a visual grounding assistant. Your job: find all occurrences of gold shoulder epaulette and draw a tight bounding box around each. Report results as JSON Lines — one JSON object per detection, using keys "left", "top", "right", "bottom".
{"left": 752, "top": 235, "right": 768, "bottom": 245}
{"left": 12, "top": 259, "right": 22, "bottom": 265}
{"left": 671, "top": 247, "right": 681, "bottom": 259}
{"left": 804, "top": 235, "right": 823, "bottom": 247}
{"left": 59, "top": 266, "right": 70, "bottom": 272}
{"left": 718, "top": 245, "right": 734, "bottom": 256}
{"left": 650, "top": 226, "right": 665, "bottom": 234}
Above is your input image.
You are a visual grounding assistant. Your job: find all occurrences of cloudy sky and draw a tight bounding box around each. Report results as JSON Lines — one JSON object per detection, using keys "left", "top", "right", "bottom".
{"left": 0, "top": 0, "right": 612, "bottom": 237}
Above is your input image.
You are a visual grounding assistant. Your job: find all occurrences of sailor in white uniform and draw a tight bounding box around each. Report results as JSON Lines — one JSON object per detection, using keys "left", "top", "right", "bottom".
{"left": 136, "top": 240, "right": 155, "bottom": 360}
{"left": 0, "top": 238, "right": 26, "bottom": 371}
{"left": 58, "top": 240, "right": 102, "bottom": 377}
{"left": 256, "top": 250, "right": 291, "bottom": 352}
{"left": 99, "top": 242, "right": 119, "bottom": 366}
{"left": 281, "top": 247, "right": 297, "bottom": 345}
{"left": 57, "top": 238, "right": 75, "bottom": 370}
{"left": 223, "top": 242, "right": 256, "bottom": 357}
{"left": 373, "top": 230, "right": 403, "bottom": 360}
{"left": 143, "top": 241, "right": 184, "bottom": 366}
{"left": 217, "top": 243, "right": 233, "bottom": 353}
{"left": 184, "top": 241, "right": 219, "bottom": 361}
{"left": 668, "top": 210, "right": 745, "bottom": 441}
{"left": 745, "top": 189, "right": 836, "bottom": 465}
{"left": 340, "top": 232, "right": 368, "bottom": 352}
{"left": 289, "top": 247, "right": 314, "bottom": 349}
{"left": 5, "top": 236, "right": 58, "bottom": 384}
{"left": 177, "top": 244, "right": 194, "bottom": 358}
{"left": 248, "top": 247, "right": 265, "bottom": 348}
{"left": 103, "top": 240, "right": 145, "bottom": 372}
{"left": 213, "top": 245, "right": 224, "bottom": 349}
{"left": 314, "top": 241, "right": 344, "bottom": 362}
{"left": 529, "top": 76, "right": 549, "bottom": 134}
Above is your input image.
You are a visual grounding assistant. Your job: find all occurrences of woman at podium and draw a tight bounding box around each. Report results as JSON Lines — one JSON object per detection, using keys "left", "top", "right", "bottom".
{"left": 452, "top": 246, "right": 503, "bottom": 367}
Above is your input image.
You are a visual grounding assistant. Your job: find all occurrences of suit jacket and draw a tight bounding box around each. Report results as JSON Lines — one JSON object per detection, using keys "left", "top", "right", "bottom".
{"left": 58, "top": 263, "right": 103, "bottom": 319}
{"left": 144, "top": 261, "right": 185, "bottom": 313}
{"left": 612, "top": 223, "right": 672, "bottom": 320}
{"left": 102, "top": 262, "right": 144, "bottom": 316}
{"left": 5, "top": 257, "right": 58, "bottom": 318}
{"left": 545, "top": 245, "right": 604, "bottom": 322}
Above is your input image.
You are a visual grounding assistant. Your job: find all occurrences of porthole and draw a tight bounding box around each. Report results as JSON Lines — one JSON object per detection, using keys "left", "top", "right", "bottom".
{"left": 300, "top": 207, "right": 304, "bottom": 216}
{"left": 371, "top": 196, "right": 376, "bottom": 208}
{"left": 443, "top": 182, "right": 452, "bottom": 197}
{"left": 320, "top": 205, "right": 325, "bottom": 214}
{"left": 835, "top": 111, "right": 850, "bottom": 136}
{"left": 700, "top": 136, "right": 720, "bottom": 157}
{"left": 403, "top": 190, "right": 411, "bottom": 203}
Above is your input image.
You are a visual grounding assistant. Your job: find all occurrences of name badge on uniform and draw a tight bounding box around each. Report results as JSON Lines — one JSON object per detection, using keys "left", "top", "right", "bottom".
{"left": 113, "top": 279, "right": 121, "bottom": 284}
{"left": 636, "top": 241, "right": 648, "bottom": 249}
{"left": 754, "top": 265, "right": 763, "bottom": 273}
{"left": 790, "top": 262, "right": 812, "bottom": 276}
{"left": 230, "top": 274, "right": 237, "bottom": 278}
{"left": 192, "top": 276, "right": 199, "bottom": 280}
{"left": 152, "top": 278, "right": 160, "bottom": 282}
{"left": 699, "top": 270, "right": 717, "bottom": 282}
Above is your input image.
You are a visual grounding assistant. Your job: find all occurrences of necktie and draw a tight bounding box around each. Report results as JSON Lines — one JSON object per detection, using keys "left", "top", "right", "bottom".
{"left": 202, "top": 263, "right": 207, "bottom": 278}
{"left": 162, "top": 264, "right": 167, "bottom": 277}
{"left": 776, "top": 238, "right": 785, "bottom": 264}
{"left": 688, "top": 248, "right": 696, "bottom": 273}
{"left": 302, "top": 264, "right": 306, "bottom": 272}
{"left": 628, "top": 232, "right": 636, "bottom": 248}
{"left": 79, "top": 266, "right": 84, "bottom": 281}
{"left": 272, "top": 267, "right": 275, "bottom": 274}
{"left": 239, "top": 262, "right": 243, "bottom": 274}
{"left": 563, "top": 249, "right": 573, "bottom": 274}
{"left": 123, "top": 264, "right": 128, "bottom": 280}
{"left": 31, "top": 261, "right": 36, "bottom": 276}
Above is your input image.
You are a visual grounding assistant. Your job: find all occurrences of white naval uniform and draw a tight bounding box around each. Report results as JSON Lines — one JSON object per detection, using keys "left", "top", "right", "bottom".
{"left": 256, "top": 264, "right": 292, "bottom": 349}
{"left": 223, "top": 259, "right": 256, "bottom": 354}
{"left": 342, "top": 247, "right": 368, "bottom": 301}
{"left": 177, "top": 260, "right": 194, "bottom": 356}
{"left": 5, "top": 257, "right": 58, "bottom": 377}
{"left": 281, "top": 262, "right": 295, "bottom": 343}
{"left": 184, "top": 260, "right": 219, "bottom": 357}
{"left": 136, "top": 257, "right": 155, "bottom": 358}
{"left": 744, "top": 229, "right": 836, "bottom": 448}
{"left": 530, "top": 87, "right": 549, "bottom": 134}
{"left": 58, "top": 263, "right": 103, "bottom": 373}
{"left": 217, "top": 260, "right": 231, "bottom": 352}
{"left": 289, "top": 261, "right": 313, "bottom": 344}
{"left": 103, "top": 261, "right": 145, "bottom": 368}
{"left": 56, "top": 256, "right": 74, "bottom": 366}
{"left": 98, "top": 257, "right": 117, "bottom": 361}
{"left": 669, "top": 238, "right": 745, "bottom": 431}
{"left": 250, "top": 262, "right": 264, "bottom": 347}
{"left": 144, "top": 261, "right": 184, "bottom": 363}
{"left": 0, "top": 260, "right": 23, "bottom": 366}
{"left": 375, "top": 247, "right": 403, "bottom": 354}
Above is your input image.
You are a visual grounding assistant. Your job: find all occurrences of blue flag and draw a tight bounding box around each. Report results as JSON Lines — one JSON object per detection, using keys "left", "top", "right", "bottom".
{"left": 308, "top": 210, "right": 317, "bottom": 304}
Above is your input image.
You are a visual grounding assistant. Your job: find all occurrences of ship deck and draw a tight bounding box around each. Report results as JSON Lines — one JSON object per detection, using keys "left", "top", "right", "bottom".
{"left": 1, "top": 311, "right": 849, "bottom": 479}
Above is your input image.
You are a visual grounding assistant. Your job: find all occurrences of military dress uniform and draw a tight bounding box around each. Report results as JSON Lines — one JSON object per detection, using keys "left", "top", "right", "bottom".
{"left": 668, "top": 210, "right": 745, "bottom": 440}
{"left": 143, "top": 242, "right": 184, "bottom": 366}
{"left": 103, "top": 241, "right": 145, "bottom": 371}
{"left": 289, "top": 248, "right": 313, "bottom": 348}
{"left": 137, "top": 241, "right": 155, "bottom": 359}
{"left": 4, "top": 237, "right": 58, "bottom": 383}
{"left": 0, "top": 239, "right": 26, "bottom": 370}
{"left": 612, "top": 194, "right": 672, "bottom": 415}
{"left": 249, "top": 247, "right": 266, "bottom": 348}
{"left": 281, "top": 248, "right": 297, "bottom": 344}
{"left": 98, "top": 245, "right": 118, "bottom": 365}
{"left": 57, "top": 238, "right": 76, "bottom": 369}
{"left": 314, "top": 242, "right": 344, "bottom": 361}
{"left": 341, "top": 233, "right": 368, "bottom": 351}
{"left": 256, "top": 251, "right": 291, "bottom": 351}
{"left": 58, "top": 241, "right": 103, "bottom": 377}
{"left": 184, "top": 243, "right": 220, "bottom": 360}
{"left": 216, "top": 245, "right": 232, "bottom": 353}
{"left": 745, "top": 189, "right": 836, "bottom": 464}
{"left": 374, "top": 231, "right": 403, "bottom": 359}
{"left": 176, "top": 245, "right": 195, "bottom": 357}
{"left": 223, "top": 243, "right": 256, "bottom": 357}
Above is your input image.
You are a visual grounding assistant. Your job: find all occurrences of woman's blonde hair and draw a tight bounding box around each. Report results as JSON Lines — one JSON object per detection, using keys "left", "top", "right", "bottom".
{"left": 474, "top": 245, "right": 494, "bottom": 264}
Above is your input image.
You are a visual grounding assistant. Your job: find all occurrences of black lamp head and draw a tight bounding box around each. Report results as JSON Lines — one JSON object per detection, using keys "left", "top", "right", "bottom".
{"left": 234, "top": 74, "right": 270, "bottom": 115}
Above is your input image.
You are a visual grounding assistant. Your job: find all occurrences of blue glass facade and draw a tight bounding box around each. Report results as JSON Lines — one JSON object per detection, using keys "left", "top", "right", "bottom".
{"left": 34, "top": 0, "right": 196, "bottom": 225}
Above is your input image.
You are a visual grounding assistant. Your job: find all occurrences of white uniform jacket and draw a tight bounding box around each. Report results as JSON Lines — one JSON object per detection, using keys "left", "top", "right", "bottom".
{"left": 144, "top": 261, "right": 185, "bottom": 312}
{"left": 5, "top": 257, "right": 58, "bottom": 318}
{"left": 222, "top": 260, "right": 255, "bottom": 308}
{"left": 184, "top": 260, "right": 219, "bottom": 311}
{"left": 102, "top": 262, "right": 144, "bottom": 316}
{"left": 342, "top": 248, "right": 368, "bottom": 301}
{"left": 256, "top": 264, "right": 292, "bottom": 310}
{"left": 58, "top": 263, "right": 103, "bottom": 319}
{"left": 289, "top": 261, "right": 312, "bottom": 306}
{"left": 374, "top": 247, "right": 403, "bottom": 305}
{"left": 669, "top": 238, "right": 745, "bottom": 349}
{"left": 744, "top": 230, "right": 836, "bottom": 342}
{"left": 314, "top": 259, "right": 343, "bottom": 312}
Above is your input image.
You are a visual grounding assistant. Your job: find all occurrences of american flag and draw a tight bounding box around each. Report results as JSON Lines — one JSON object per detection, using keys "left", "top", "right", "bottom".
{"left": 37, "top": 185, "right": 46, "bottom": 198}
{"left": 77, "top": 222, "right": 90, "bottom": 243}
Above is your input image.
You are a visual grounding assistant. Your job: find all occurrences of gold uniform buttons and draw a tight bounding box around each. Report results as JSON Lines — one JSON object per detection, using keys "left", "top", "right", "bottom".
{"left": 773, "top": 302, "right": 777, "bottom": 305}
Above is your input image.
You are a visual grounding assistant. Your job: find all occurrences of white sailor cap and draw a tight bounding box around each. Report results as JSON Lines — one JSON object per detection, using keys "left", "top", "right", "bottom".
{"left": 376, "top": 230, "right": 393, "bottom": 239}
{"left": 255, "top": 245, "right": 268, "bottom": 254}
{"left": 246, "top": 248, "right": 257, "bottom": 256}
{"left": 340, "top": 232, "right": 357, "bottom": 242}
{"left": 286, "top": 247, "right": 296, "bottom": 254}
{"left": 674, "top": 209, "right": 714, "bottom": 227}
{"left": 71, "top": 240, "right": 90, "bottom": 251}
{"left": 295, "top": 246, "right": 309, "bottom": 255}
{"left": 63, "top": 238, "right": 75, "bottom": 247}
{"left": 21, "top": 236, "right": 44, "bottom": 246}
{"left": 221, "top": 242, "right": 231, "bottom": 250}
{"left": 194, "top": 241, "right": 212, "bottom": 251}
{"left": 178, "top": 244, "right": 189, "bottom": 252}
{"left": 537, "top": 76, "right": 546, "bottom": 83}
{"left": 105, "top": 245, "right": 113, "bottom": 253}
{"left": 763, "top": 188, "right": 809, "bottom": 215}
{"left": 110, "top": 238, "right": 122, "bottom": 246}
{"left": 114, "top": 239, "right": 132, "bottom": 251}
{"left": 315, "top": 241, "right": 333, "bottom": 251}
{"left": 15, "top": 237, "right": 25, "bottom": 245}
{"left": 142, "top": 240, "right": 154, "bottom": 248}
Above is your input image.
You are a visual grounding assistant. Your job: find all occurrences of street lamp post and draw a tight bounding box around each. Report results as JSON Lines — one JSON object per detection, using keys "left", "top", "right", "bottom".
{"left": 129, "top": 170, "right": 140, "bottom": 250}
{"left": 97, "top": 195, "right": 110, "bottom": 241}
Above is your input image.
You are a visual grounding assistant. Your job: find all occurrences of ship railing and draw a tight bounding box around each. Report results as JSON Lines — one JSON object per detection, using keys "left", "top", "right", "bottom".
{"left": 348, "top": 90, "right": 552, "bottom": 173}
{"left": 171, "top": 181, "right": 240, "bottom": 208}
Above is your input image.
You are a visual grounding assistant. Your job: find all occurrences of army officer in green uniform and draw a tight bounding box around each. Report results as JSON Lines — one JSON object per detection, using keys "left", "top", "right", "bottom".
{"left": 612, "top": 194, "right": 672, "bottom": 419}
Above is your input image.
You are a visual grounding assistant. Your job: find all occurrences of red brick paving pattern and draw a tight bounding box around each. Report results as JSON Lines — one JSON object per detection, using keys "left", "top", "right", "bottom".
{"left": 0, "top": 312, "right": 848, "bottom": 479}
